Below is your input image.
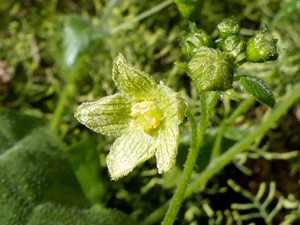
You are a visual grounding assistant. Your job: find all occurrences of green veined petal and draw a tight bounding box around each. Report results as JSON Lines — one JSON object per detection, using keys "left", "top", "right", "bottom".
{"left": 155, "top": 122, "right": 179, "bottom": 174}
{"left": 155, "top": 84, "right": 187, "bottom": 124}
{"left": 112, "top": 54, "right": 157, "bottom": 100}
{"left": 75, "top": 93, "right": 131, "bottom": 136}
{"left": 106, "top": 128, "right": 156, "bottom": 180}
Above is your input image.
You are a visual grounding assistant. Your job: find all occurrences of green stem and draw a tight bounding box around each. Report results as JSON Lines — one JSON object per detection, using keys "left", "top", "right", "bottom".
{"left": 110, "top": 0, "right": 173, "bottom": 34}
{"left": 210, "top": 98, "right": 255, "bottom": 160}
{"left": 162, "top": 93, "right": 207, "bottom": 225}
{"left": 185, "top": 81, "right": 300, "bottom": 198}
{"left": 50, "top": 57, "right": 85, "bottom": 131}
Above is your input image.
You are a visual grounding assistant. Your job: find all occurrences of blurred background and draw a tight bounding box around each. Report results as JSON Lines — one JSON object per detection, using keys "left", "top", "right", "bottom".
{"left": 0, "top": 0, "right": 300, "bottom": 224}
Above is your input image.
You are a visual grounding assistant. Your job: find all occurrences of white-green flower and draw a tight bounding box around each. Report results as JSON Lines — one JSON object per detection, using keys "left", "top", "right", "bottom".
{"left": 75, "top": 54, "right": 186, "bottom": 180}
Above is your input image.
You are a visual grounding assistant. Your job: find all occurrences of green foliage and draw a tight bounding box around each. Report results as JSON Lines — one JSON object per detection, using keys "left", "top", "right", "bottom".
{"left": 0, "top": 109, "right": 136, "bottom": 225}
{"left": 237, "top": 75, "right": 275, "bottom": 108}
{"left": 174, "top": 0, "right": 204, "bottom": 21}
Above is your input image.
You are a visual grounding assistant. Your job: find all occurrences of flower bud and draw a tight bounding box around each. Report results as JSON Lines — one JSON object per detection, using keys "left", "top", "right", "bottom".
{"left": 218, "top": 35, "right": 245, "bottom": 58}
{"left": 217, "top": 16, "right": 240, "bottom": 39}
{"left": 181, "top": 23, "right": 213, "bottom": 57}
{"left": 187, "top": 47, "right": 234, "bottom": 92}
{"left": 174, "top": 0, "right": 204, "bottom": 21}
{"left": 246, "top": 31, "right": 278, "bottom": 63}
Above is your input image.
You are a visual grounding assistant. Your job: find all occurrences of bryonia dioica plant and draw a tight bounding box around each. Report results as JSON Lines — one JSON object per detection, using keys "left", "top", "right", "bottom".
{"left": 74, "top": 13, "right": 285, "bottom": 225}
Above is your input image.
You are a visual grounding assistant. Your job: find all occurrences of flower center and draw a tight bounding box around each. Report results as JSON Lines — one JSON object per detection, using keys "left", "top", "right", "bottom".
{"left": 130, "top": 100, "right": 164, "bottom": 134}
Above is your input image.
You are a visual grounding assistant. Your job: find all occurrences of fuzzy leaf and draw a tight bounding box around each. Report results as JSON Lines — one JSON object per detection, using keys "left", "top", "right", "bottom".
{"left": 0, "top": 109, "right": 136, "bottom": 225}
{"left": 75, "top": 93, "right": 131, "bottom": 136}
{"left": 155, "top": 122, "right": 179, "bottom": 174}
{"left": 0, "top": 127, "right": 88, "bottom": 224}
{"left": 63, "top": 16, "right": 92, "bottom": 66}
{"left": 239, "top": 76, "right": 275, "bottom": 108}
{"left": 112, "top": 54, "right": 157, "bottom": 100}
{"left": 106, "top": 128, "right": 156, "bottom": 180}
{"left": 27, "top": 203, "right": 136, "bottom": 225}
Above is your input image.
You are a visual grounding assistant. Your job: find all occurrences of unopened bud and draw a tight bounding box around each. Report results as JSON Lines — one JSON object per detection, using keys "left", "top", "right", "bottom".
{"left": 187, "top": 47, "right": 234, "bottom": 92}
{"left": 246, "top": 31, "right": 278, "bottom": 63}
{"left": 182, "top": 23, "right": 213, "bottom": 57}
{"left": 218, "top": 35, "right": 245, "bottom": 58}
{"left": 217, "top": 16, "right": 240, "bottom": 39}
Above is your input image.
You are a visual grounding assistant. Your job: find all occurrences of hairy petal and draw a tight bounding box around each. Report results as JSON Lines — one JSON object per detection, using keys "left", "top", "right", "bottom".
{"left": 75, "top": 93, "right": 131, "bottom": 136}
{"left": 155, "top": 122, "right": 179, "bottom": 174}
{"left": 112, "top": 53, "right": 157, "bottom": 100}
{"left": 107, "top": 129, "right": 156, "bottom": 180}
{"left": 155, "top": 84, "right": 187, "bottom": 124}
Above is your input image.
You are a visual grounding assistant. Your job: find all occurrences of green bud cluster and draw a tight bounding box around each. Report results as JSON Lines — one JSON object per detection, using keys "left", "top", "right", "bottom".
{"left": 179, "top": 17, "right": 279, "bottom": 101}
{"left": 246, "top": 30, "right": 278, "bottom": 63}
{"left": 216, "top": 16, "right": 245, "bottom": 59}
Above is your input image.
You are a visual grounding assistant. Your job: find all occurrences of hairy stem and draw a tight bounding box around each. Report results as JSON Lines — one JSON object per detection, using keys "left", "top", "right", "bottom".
{"left": 162, "top": 93, "right": 207, "bottom": 225}
{"left": 50, "top": 57, "right": 85, "bottom": 131}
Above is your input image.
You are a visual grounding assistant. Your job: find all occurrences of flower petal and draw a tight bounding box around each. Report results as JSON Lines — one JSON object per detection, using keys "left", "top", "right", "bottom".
{"left": 107, "top": 129, "right": 156, "bottom": 180}
{"left": 75, "top": 93, "right": 131, "bottom": 136}
{"left": 112, "top": 54, "right": 157, "bottom": 100}
{"left": 155, "top": 85, "right": 187, "bottom": 124}
{"left": 155, "top": 122, "right": 179, "bottom": 174}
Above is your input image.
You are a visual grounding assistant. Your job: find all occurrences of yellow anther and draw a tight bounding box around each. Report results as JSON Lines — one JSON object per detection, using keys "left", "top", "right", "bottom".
{"left": 130, "top": 100, "right": 164, "bottom": 134}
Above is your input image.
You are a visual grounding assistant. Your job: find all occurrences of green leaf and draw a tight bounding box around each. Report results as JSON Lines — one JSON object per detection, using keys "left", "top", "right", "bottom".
{"left": 0, "top": 108, "right": 45, "bottom": 154}
{"left": 238, "top": 75, "right": 275, "bottom": 108}
{"left": 155, "top": 122, "right": 179, "bottom": 174}
{"left": 75, "top": 93, "right": 132, "bottom": 136}
{"left": 112, "top": 54, "right": 157, "bottom": 100}
{"left": 63, "top": 16, "right": 92, "bottom": 66}
{"left": 106, "top": 128, "right": 156, "bottom": 180}
{"left": 0, "top": 126, "right": 88, "bottom": 224}
{"left": 67, "top": 134, "right": 106, "bottom": 204}
{"left": 0, "top": 109, "right": 136, "bottom": 225}
{"left": 27, "top": 203, "right": 136, "bottom": 225}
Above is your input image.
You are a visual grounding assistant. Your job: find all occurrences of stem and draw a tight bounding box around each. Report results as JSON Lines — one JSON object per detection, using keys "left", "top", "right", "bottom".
{"left": 162, "top": 93, "right": 208, "bottom": 225}
{"left": 210, "top": 98, "right": 255, "bottom": 160}
{"left": 185, "top": 81, "right": 300, "bottom": 198}
{"left": 50, "top": 57, "right": 85, "bottom": 131}
{"left": 110, "top": 0, "right": 173, "bottom": 34}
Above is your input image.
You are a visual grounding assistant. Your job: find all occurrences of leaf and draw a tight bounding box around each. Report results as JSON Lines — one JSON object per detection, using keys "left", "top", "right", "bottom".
{"left": 0, "top": 127, "right": 88, "bottom": 225}
{"left": 67, "top": 134, "right": 106, "bottom": 204}
{"left": 27, "top": 203, "right": 136, "bottom": 225}
{"left": 0, "top": 108, "right": 45, "bottom": 153}
{"left": 63, "top": 16, "right": 92, "bottom": 66}
{"left": 0, "top": 109, "right": 137, "bottom": 225}
{"left": 238, "top": 75, "right": 275, "bottom": 108}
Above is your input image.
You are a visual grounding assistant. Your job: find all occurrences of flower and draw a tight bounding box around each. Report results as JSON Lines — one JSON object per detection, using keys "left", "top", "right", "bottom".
{"left": 75, "top": 54, "right": 187, "bottom": 180}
